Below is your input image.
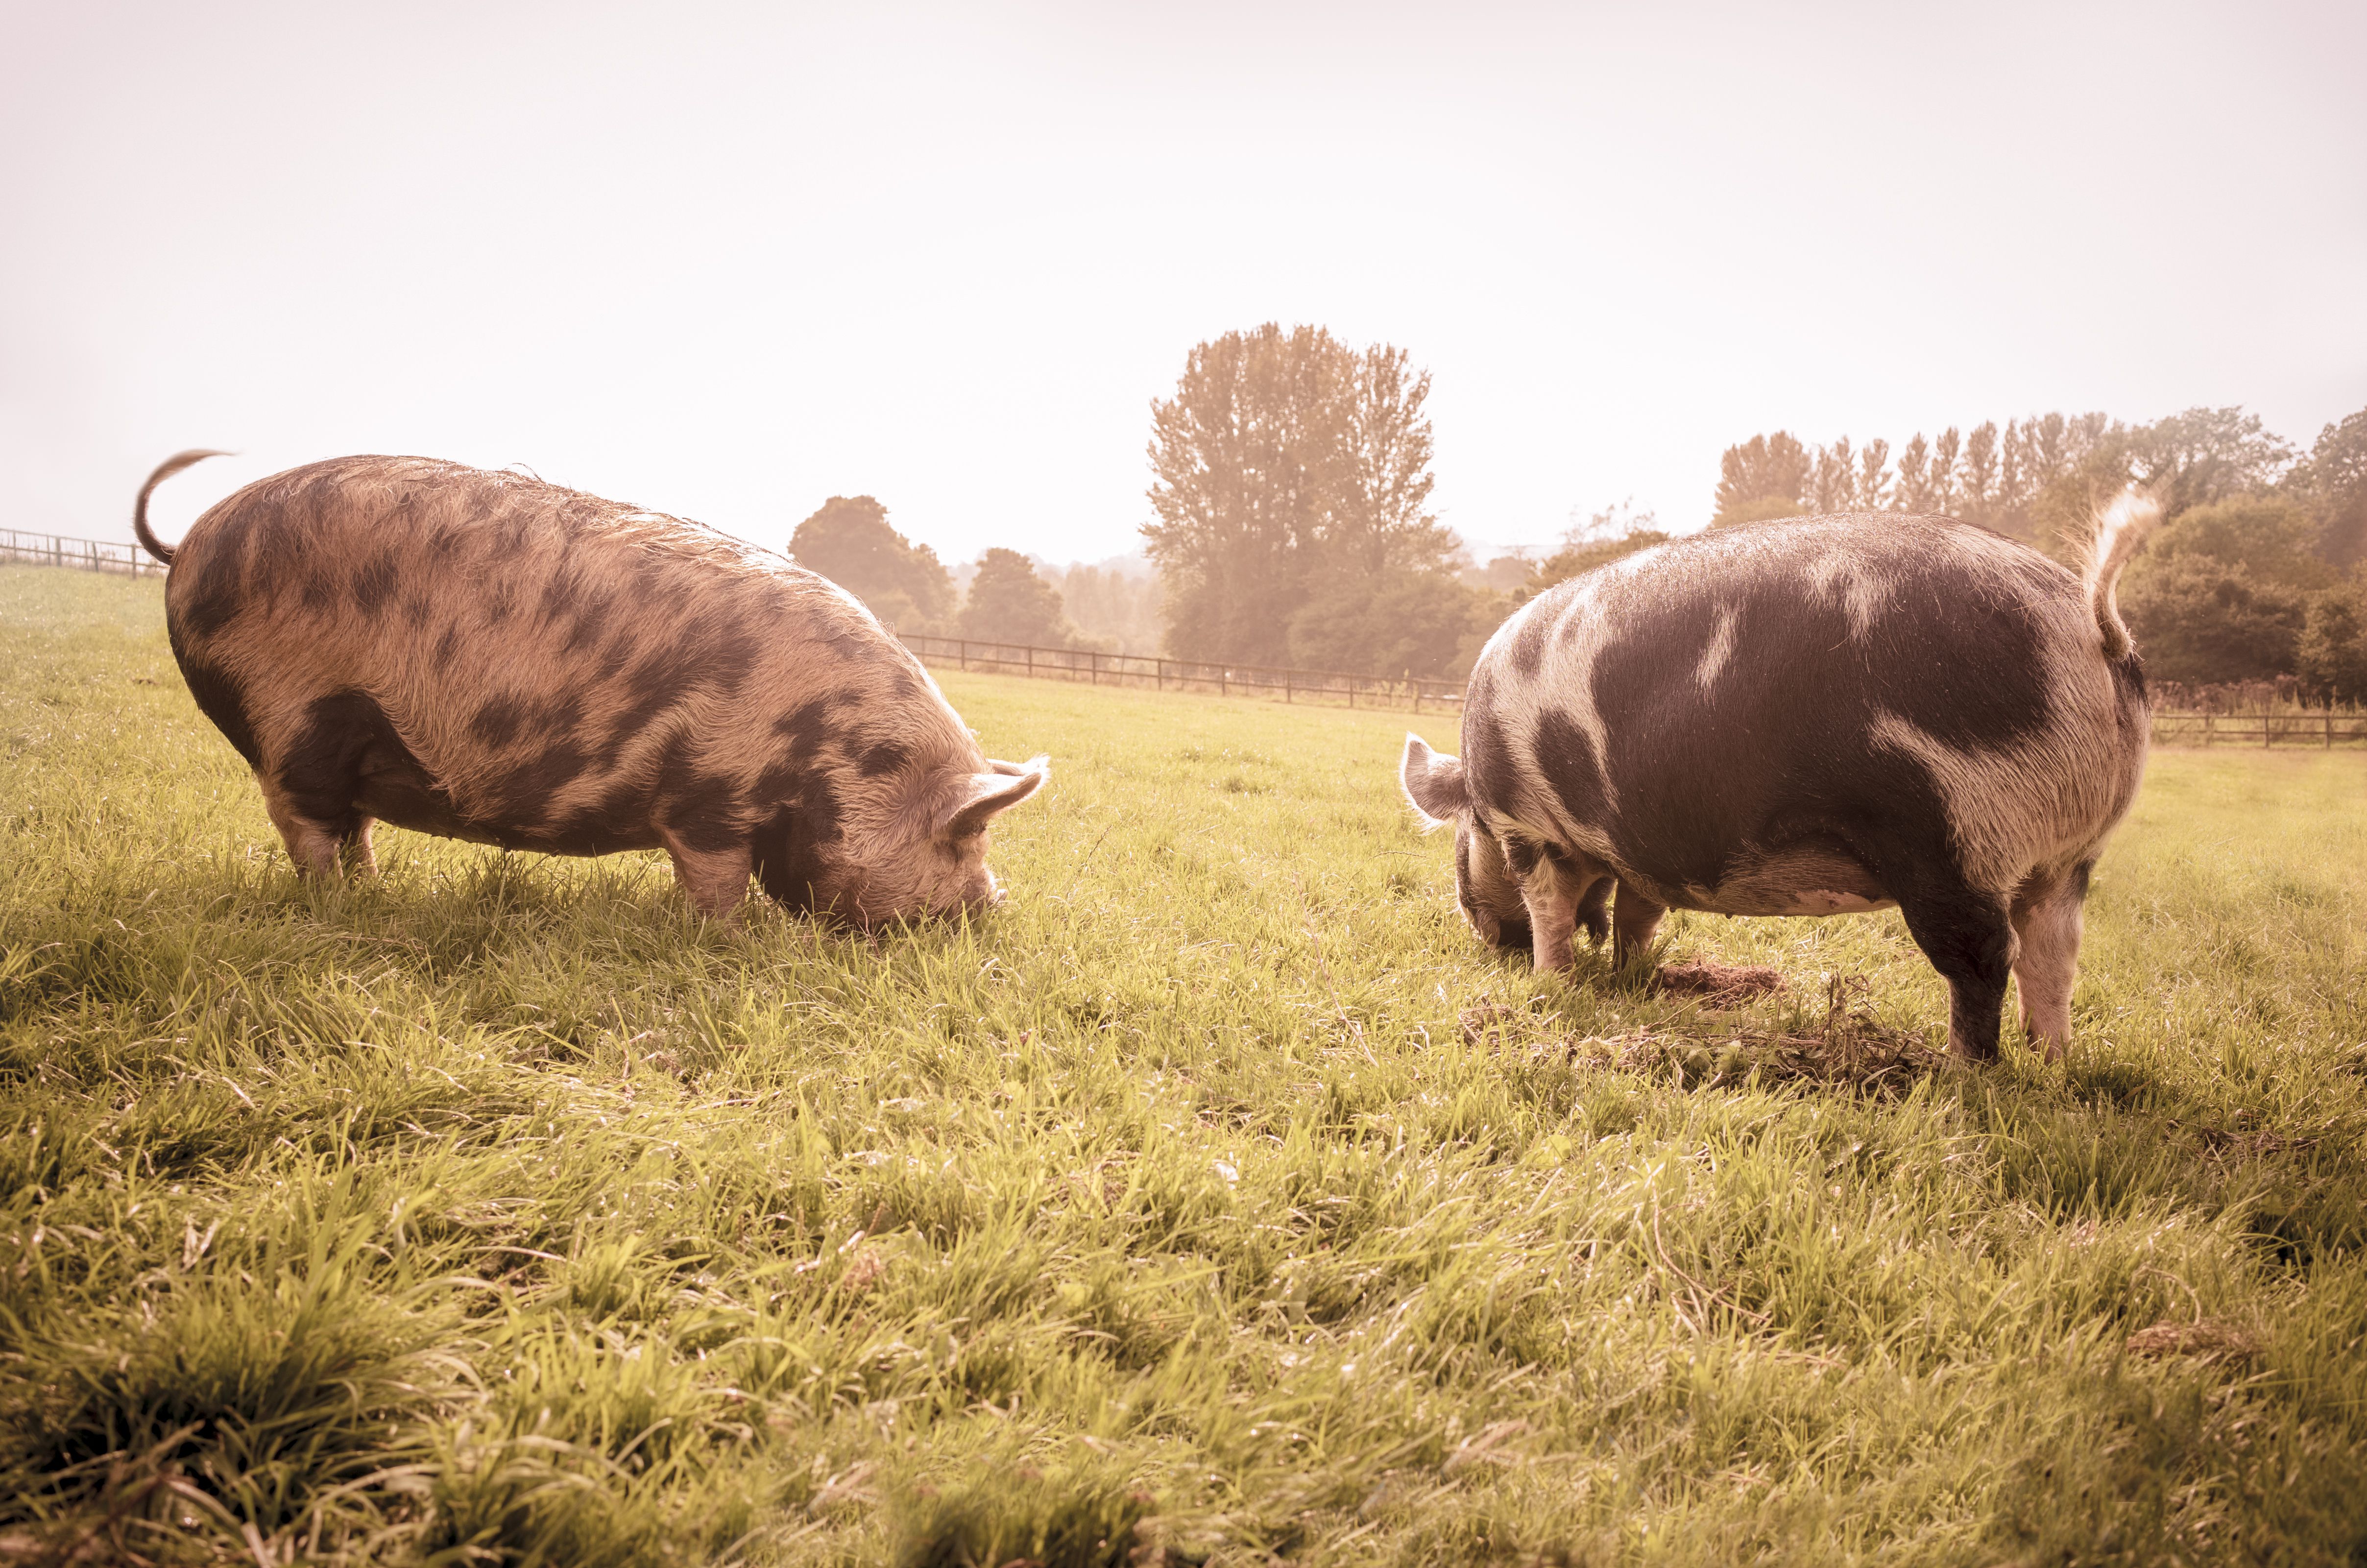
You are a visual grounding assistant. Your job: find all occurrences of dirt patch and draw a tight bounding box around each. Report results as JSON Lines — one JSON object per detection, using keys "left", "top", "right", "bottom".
{"left": 1652, "top": 960, "right": 1786, "bottom": 1008}
{"left": 2125, "top": 1319, "right": 2262, "bottom": 1363}
{"left": 1464, "top": 975, "right": 1943, "bottom": 1096}
{"left": 2179, "top": 1121, "right": 2321, "bottom": 1163}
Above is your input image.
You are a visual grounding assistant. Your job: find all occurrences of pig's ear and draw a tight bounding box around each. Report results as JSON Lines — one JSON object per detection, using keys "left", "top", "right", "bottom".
{"left": 1400, "top": 734, "right": 1468, "bottom": 826}
{"left": 940, "top": 756, "right": 1049, "bottom": 839}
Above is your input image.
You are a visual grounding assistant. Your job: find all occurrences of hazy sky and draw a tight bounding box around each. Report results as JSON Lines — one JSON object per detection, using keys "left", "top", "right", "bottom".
{"left": 6, "top": 1, "right": 2364, "bottom": 565}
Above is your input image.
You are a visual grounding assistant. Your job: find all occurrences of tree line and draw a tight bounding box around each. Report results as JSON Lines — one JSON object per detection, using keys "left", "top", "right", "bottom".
{"left": 1707, "top": 408, "right": 2367, "bottom": 700}
{"left": 786, "top": 496, "right": 1160, "bottom": 654}
{"left": 780, "top": 325, "right": 2367, "bottom": 701}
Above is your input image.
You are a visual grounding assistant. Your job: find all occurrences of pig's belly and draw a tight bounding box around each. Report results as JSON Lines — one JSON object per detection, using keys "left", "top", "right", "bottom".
{"left": 1663, "top": 843, "right": 1898, "bottom": 918}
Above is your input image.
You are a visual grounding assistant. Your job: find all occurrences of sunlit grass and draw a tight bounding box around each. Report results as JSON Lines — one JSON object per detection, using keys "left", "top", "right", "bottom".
{"left": 4, "top": 563, "right": 2366, "bottom": 1565}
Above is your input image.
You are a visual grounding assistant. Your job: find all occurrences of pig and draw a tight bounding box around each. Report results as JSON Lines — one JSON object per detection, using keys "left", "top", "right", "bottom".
{"left": 132, "top": 450, "right": 1047, "bottom": 924}
{"left": 1400, "top": 491, "right": 2162, "bottom": 1061}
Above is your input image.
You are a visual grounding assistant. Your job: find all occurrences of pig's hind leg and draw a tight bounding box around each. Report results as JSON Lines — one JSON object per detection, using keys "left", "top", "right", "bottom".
{"left": 1890, "top": 873, "right": 2016, "bottom": 1062}
{"left": 259, "top": 692, "right": 394, "bottom": 879}
{"left": 2009, "top": 860, "right": 2091, "bottom": 1062}
{"left": 260, "top": 785, "right": 351, "bottom": 879}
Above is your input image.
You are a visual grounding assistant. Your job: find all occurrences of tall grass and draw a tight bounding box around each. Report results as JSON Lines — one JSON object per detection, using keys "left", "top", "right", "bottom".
{"left": 3, "top": 564, "right": 2365, "bottom": 1565}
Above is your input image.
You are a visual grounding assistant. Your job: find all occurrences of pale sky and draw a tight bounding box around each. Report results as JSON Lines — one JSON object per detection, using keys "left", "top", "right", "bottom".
{"left": 6, "top": 1, "right": 2364, "bottom": 566}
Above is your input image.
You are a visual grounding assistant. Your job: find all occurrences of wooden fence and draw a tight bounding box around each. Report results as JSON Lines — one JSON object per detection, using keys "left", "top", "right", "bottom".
{"left": 894, "top": 632, "right": 1465, "bottom": 713}
{"left": 3, "top": 528, "right": 2357, "bottom": 739}
{"left": 2150, "top": 709, "right": 2367, "bottom": 748}
{"left": 0, "top": 529, "right": 160, "bottom": 577}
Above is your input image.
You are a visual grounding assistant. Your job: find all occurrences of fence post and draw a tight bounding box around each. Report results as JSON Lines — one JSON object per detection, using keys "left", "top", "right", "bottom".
{"left": 1027, "top": 644, "right": 1035, "bottom": 679}
{"left": 1284, "top": 670, "right": 1293, "bottom": 704}
{"left": 959, "top": 640, "right": 969, "bottom": 672}
{"left": 2328, "top": 711, "right": 2335, "bottom": 750}
{"left": 1157, "top": 660, "right": 1165, "bottom": 693}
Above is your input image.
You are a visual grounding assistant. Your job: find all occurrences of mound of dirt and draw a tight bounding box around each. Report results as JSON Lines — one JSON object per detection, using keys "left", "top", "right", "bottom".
{"left": 1462, "top": 975, "right": 1944, "bottom": 1096}
{"left": 1652, "top": 961, "right": 1786, "bottom": 1007}
{"left": 2125, "top": 1320, "right": 2262, "bottom": 1363}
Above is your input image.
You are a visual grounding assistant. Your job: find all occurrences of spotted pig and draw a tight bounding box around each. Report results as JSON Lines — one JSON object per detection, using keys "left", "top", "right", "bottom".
{"left": 133, "top": 451, "right": 1048, "bottom": 923}
{"left": 1401, "top": 491, "right": 2162, "bottom": 1061}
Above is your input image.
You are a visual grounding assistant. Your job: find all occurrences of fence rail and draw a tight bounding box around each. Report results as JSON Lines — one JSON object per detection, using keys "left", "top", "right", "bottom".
{"left": 3, "top": 527, "right": 2359, "bottom": 739}
{"left": 895, "top": 632, "right": 1465, "bottom": 713}
{"left": 1, "top": 529, "right": 159, "bottom": 577}
{"left": 2150, "top": 710, "right": 2367, "bottom": 748}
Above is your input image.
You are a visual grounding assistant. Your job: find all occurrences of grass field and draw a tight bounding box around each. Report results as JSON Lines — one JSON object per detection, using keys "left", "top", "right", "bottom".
{"left": 4, "top": 564, "right": 2367, "bottom": 1567}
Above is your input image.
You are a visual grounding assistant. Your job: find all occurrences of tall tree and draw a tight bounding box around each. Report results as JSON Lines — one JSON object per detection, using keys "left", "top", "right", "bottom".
{"left": 1143, "top": 324, "right": 1453, "bottom": 666}
{"left": 2291, "top": 408, "right": 2367, "bottom": 567}
{"left": 1893, "top": 434, "right": 1935, "bottom": 512}
{"left": 789, "top": 496, "right": 954, "bottom": 631}
{"left": 958, "top": 549, "right": 1076, "bottom": 646}
{"left": 1711, "top": 432, "right": 1811, "bottom": 525}
{"left": 1855, "top": 438, "right": 1892, "bottom": 509}
{"left": 1057, "top": 564, "right": 1164, "bottom": 655}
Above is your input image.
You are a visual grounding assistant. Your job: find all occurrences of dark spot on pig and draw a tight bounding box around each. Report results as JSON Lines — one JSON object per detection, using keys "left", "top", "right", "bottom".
{"left": 701, "top": 622, "right": 760, "bottom": 694}
{"left": 1502, "top": 837, "right": 1542, "bottom": 878}
{"left": 173, "top": 640, "right": 260, "bottom": 768}
{"left": 174, "top": 516, "right": 254, "bottom": 640}
{"left": 434, "top": 626, "right": 460, "bottom": 666}
{"left": 1533, "top": 708, "right": 1608, "bottom": 827}
{"left": 653, "top": 733, "right": 743, "bottom": 853}
{"left": 753, "top": 788, "right": 845, "bottom": 915}
{"left": 538, "top": 772, "right": 660, "bottom": 857}
{"left": 771, "top": 697, "right": 850, "bottom": 764}
{"left": 351, "top": 554, "right": 399, "bottom": 617}
{"left": 561, "top": 593, "right": 616, "bottom": 654}
{"left": 476, "top": 739, "right": 594, "bottom": 827}
{"left": 590, "top": 628, "right": 635, "bottom": 683}
{"left": 1460, "top": 703, "right": 1519, "bottom": 818}
{"left": 404, "top": 595, "right": 432, "bottom": 629}
{"left": 856, "top": 737, "right": 911, "bottom": 778}
{"left": 277, "top": 690, "right": 417, "bottom": 839}
{"left": 1508, "top": 612, "right": 1552, "bottom": 677}
{"left": 606, "top": 658, "right": 693, "bottom": 750}
{"left": 470, "top": 695, "right": 530, "bottom": 748}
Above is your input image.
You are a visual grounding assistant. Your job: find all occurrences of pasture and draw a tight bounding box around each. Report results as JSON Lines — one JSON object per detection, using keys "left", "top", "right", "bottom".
{"left": 3, "top": 563, "right": 2367, "bottom": 1567}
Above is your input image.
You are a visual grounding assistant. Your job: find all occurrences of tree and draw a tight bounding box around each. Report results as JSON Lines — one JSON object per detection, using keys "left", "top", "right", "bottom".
{"left": 958, "top": 548, "right": 1076, "bottom": 646}
{"left": 2297, "top": 574, "right": 2367, "bottom": 703}
{"left": 789, "top": 496, "right": 954, "bottom": 631}
{"left": 1057, "top": 563, "right": 1164, "bottom": 654}
{"left": 1286, "top": 569, "right": 1486, "bottom": 678}
{"left": 2120, "top": 559, "right": 2307, "bottom": 683}
{"left": 2117, "top": 498, "right": 2327, "bottom": 683}
{"left": 2138, "top": 496, "right": 2329, "bottom": 590}
{"left": 1143, "top": 324, "right": 1454, "bottom": 668}
{"left": 1532, "top": 499, "right": 1670, "bottom": 588}
{"left": 2123, "top": 407, "right": 2295, "bottom": 517}
{"left": 1707, "top": 407, "right": 2294, "bottom": 552}
{"left": 1711, "top": 433, "right": 1810, "bottom": 525}
{"left": 2291, "top": 408, "right": 2367, "bottom": 567}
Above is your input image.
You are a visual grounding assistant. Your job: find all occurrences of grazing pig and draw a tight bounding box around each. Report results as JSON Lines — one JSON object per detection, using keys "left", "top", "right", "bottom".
{"left": 132, "top": 451, "right": 1047, "bottom": 924}
{"left": 1401, "top": 492, "right": 2162, "bottom": 1061}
